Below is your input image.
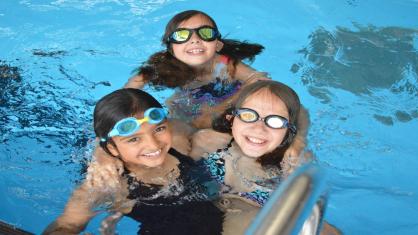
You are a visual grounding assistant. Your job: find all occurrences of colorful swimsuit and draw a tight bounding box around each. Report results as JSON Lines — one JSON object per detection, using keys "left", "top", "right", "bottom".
{"left": 168, "top": 55, "right": 241, "bottom": 121}
{"left": 202, "top": 143, "right": 282, "bottom": 206}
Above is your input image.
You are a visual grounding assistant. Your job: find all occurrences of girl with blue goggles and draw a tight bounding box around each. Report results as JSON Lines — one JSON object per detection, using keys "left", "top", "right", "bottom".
{"left": 44, "top": 89, "right": 225, "bottom": 235}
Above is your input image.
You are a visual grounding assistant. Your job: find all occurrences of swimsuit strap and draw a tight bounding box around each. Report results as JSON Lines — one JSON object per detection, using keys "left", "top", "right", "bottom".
{"left": 219, "top": 55, "right": 230, "bottom": 64}
{"left": 215, "top": 138, "right": 233, "bottom": 153}
{"left": 168, "top": 148, "right": 196, "bottom": 170}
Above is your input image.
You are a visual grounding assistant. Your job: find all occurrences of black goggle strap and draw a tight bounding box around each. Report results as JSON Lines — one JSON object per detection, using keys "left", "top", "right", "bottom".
{"left": 279, "top": 126, "right": 297, "bottom": 147}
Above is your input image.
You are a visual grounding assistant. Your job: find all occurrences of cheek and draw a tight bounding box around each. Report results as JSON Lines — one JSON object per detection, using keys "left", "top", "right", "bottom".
{"left": 117, "top": 145, "right": 138, "bottom": 162}
{"left": 158, "top": 131, "right": 173, "bottom": 147}
{"left": 270, "top": 130, "right": 288, "bottom": 146}
{"left": 231, "top": 120, "right": 242, "bottom": 138}
{"left": 165, "top": 132, "right": 173, "bottom": 146}
{"left": 206, "top": 42, "right": 218, "bottom": 53}
{"left": 171, "top": 44, "right": 183, "bottom": 57}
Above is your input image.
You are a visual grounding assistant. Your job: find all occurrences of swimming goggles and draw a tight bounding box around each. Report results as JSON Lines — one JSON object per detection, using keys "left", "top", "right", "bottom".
{"left": 234, "top": 108, "right": 295, "bottom": 131}
{"left": 168, "top": 25, "right": 220, "bottom": 44}
{"left": 104, "top": 107, "right": 168, "bottom": 140}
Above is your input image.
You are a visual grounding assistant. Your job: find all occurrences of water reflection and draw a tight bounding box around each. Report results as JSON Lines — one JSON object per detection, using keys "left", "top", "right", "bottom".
{"left": 0, "top": 56, "right": 96, "bottom": 183}
{"left": 292, "top": 24, "right": 418, "bottom": 125}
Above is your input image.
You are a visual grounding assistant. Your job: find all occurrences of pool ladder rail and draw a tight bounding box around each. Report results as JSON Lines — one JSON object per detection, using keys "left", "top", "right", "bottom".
{"left": 0, "top": 220, "right": 34, "bottom": 235}
{"left": 245, "top": 163, "right": 328, "bottom": 235}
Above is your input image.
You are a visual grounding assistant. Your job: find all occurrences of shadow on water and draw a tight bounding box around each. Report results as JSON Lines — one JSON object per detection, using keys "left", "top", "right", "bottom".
{"left": 292, "top": 24, "right": 418, "bottom": 125}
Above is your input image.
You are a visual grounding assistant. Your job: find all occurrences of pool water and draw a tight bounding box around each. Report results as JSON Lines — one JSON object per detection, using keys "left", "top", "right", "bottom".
{"left": 1, "top": 0, "right": 418, "bottom": 234}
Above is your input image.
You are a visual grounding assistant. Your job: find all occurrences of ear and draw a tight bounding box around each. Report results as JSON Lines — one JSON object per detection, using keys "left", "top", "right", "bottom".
{"left": 106, "top": 142, "right": 120, "bottom": 157}
{"left": 216, "top": 40, "right": 224, "bottom": 52}
{"left": 226, "top": 114, "right": 233, "bottom": 121}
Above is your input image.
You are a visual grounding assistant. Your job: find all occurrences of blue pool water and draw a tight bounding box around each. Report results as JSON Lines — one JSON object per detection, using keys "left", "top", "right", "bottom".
{"left": 1, "top": 0, "right": 418, "bottom": 234}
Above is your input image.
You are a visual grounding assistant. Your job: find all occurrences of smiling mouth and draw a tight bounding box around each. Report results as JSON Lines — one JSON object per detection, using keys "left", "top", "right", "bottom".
{"left": 142, "top": 149, "right": 162, "bottom": 158}
{"left": 246, "top": 136, "right": 266, "bottom": 145}
{"left": 186, "top": 48, "right": 204, "bottom": 54}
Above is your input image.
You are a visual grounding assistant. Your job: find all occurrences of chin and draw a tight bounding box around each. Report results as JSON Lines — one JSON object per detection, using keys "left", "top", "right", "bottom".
{"left": 142, "top": 156, "right": 166, "bottom": 168}
{"left": 187, "top": 60, "right": 208, "bottom": 67}
{"left": 242, "top": 148, "right": 264, "bottom": 158}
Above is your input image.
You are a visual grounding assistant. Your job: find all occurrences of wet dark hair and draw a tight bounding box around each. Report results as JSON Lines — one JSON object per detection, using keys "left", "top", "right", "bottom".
{"left": 94, "top": 88, "right": 163, "bottom": 155}
{"left": 212, "top": 80, "right": 301, "bottom": 166}
{"left": 138, "top": 10, "right": 264, "bottom": 89}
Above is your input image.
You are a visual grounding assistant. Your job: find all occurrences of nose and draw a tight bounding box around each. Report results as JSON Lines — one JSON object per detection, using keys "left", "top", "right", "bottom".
{"left": 189, "top": 30, "right": 201, "bottom": 43}
{"left": 253, "top": 118, "right": 269, "bottom": 131}
{"left": 145, "top": 134, "right": 160, "bottom": 150}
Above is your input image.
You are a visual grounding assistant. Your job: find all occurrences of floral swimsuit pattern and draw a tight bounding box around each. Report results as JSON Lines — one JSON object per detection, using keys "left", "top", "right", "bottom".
{"left": 169, "top": 55, "right": 241, "bottom": 121}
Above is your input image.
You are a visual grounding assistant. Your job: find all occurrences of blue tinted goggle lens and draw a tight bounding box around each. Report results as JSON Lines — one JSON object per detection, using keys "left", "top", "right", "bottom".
{"left": 146, "top": 108, "right": 167, "bottom": 124}
{"left": 106, "top": 107, "right": 168, "bottom": 138}
{"left": 235, "top": 108, "right": 290, "bottom": 129}
{"left": 117, "top": 119, "right": 138, "bottom": 134}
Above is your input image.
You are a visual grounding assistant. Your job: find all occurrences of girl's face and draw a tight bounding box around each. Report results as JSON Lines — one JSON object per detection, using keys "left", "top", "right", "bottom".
{"left": 231, "top": 89, "right": 289, "bottom": 158}
{"left": 107, "top": 118, "right": 172, "bottom": 168}
{"left": 171, "top": 14, "right": 221, "bottom": 67}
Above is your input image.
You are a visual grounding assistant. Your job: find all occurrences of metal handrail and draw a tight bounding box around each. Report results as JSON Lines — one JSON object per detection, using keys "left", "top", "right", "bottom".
{"left": 245, "top": 163, "right": 327, "bottom": 235}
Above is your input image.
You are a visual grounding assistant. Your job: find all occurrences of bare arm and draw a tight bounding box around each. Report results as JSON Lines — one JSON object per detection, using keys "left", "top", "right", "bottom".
{"left": 43, "top": 148, "right": 131, "bottom": 235}
{"left": 42, "top": 183, "right": 98, "bottom": 235}
{"left": 189, "top": 129, "right": 232, "bottom": 160}
{"left": 233, "top": 61, "right": 269, "bottom": 84}
{"left": 124, "top": 74, "right": 145, "bottom": 89}
{"left": 169, "top": 119, "right": 195, "bottom": 156}
{"left": 284, "top": 105, "right": 310, "bottom": 159}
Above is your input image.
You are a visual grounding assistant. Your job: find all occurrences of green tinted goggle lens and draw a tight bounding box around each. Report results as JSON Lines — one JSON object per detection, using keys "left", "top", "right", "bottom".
{"left": 198, "top": 27, "right": 214, "bottom": 40}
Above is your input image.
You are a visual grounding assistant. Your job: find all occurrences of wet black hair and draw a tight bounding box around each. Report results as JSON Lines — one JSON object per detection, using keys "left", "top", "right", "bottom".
{"left": 137, "top": 10, "right": 264, "bottom": 89}
{"left": 94, "top": 88, "right": 163, "bottom": 155}
{"left": 212, "top": 80, "right": 301, "bottom": 167}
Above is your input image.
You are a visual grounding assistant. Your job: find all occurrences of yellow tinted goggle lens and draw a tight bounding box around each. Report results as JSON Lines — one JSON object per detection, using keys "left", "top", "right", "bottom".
{"left": 239, "top": 111, "right": 257, "bottom": 122}
{"left": 173, "top": 29, "right": 191, "bottom": 42}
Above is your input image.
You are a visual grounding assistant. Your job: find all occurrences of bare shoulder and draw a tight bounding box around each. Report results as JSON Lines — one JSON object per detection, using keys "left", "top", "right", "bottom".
{"left": 124, "top": 74, "right": 145, "bottom": 89}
